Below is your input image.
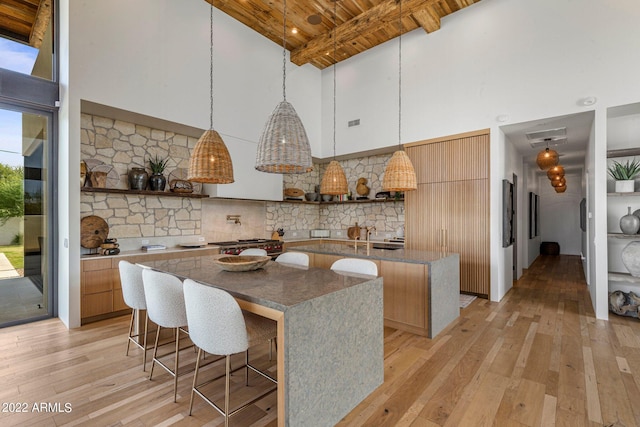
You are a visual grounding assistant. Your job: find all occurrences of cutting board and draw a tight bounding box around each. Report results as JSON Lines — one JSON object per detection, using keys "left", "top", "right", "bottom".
{"left": 81, "top": 215, "right": 109, "bottom": 249}
{"left": 347, "top": 224, "right": 362, "bottom": 240}
{"left": 283, "top": 187, "right": 304, "bottom": 197}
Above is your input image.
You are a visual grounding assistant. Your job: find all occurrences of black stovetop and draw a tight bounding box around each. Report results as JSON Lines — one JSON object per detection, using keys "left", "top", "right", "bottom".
{"left": 210, "top": 238, "right": 279, "bottom": 247}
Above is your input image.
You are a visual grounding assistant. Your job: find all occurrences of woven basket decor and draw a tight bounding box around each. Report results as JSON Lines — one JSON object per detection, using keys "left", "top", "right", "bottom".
{"left": 320, "top": 160, "right": 348, "bottom": 195}
{"left": 188, "top": 130, "right": 234, "bottom": 184}
{"left": 536, "top": 148, "right": 559, "bottom": 170}
{"left": 256, "top": 101, "right": 313, "bottom": 174}
{"left": 382, "top": 150, "right": 417, "bottom": 192}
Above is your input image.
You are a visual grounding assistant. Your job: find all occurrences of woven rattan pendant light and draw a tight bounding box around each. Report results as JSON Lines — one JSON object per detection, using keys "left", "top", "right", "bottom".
{"left": 536, "top": 146, "right": 559, "bottom": 171}
{"left": 382, "top": 0, "right": 417, "bottom": 192}
{"left": 320, "top": 1, "right": 348, "bottom": 195}
{"left": 551, "top": 176, "right": 567, "bottom": 187}
{"left": 255, "top": 0, "right": 313, "bottom": 174}
{"left": 188, "top": 4, "right": 234, "bottom": 184}
{"left": 555, "top": 185, "right": 567, "bottom": 193}
{"left": 546, "top": 165, "right": 565, "bottom": 180}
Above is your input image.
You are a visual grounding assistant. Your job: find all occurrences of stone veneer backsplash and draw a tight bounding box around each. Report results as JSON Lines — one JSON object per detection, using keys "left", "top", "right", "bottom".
{"left": 81, "top": 113, "right": 404, "bottom": 249}
{"left": 267, "top": 153, "right": 405, "bottom": 239}
{"left": 81, "top": 113, "right": 204, "bottom": 251}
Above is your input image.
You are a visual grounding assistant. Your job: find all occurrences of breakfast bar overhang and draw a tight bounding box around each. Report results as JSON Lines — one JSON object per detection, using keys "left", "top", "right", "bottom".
{"left": 140, "top": 255, "right": 384, "bottom": 427}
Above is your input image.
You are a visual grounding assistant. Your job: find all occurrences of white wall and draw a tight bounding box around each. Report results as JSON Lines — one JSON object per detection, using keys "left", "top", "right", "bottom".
{"left": 320, "top": 0, "right": 640, "bottom": 312}
{"left": 538, "top": 173, "right": 583, "bottom": 255}
{"left": 58, "top": 0, "right": 321, "bottom": 327}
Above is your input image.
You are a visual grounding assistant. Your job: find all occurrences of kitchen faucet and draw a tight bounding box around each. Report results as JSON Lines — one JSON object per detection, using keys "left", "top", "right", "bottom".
{"left": 365, "top": 225, "right": 377, "bottom": 255}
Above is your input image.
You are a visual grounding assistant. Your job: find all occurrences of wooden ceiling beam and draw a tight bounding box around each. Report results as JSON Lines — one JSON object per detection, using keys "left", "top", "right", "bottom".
{"left": 29, "top": 0, "right": 51, "bottom": 48}
{"left": 412, "top": 7, "right": 440, "bottom": 33}
{"left": 290, "top": 0, "right": 443, "bottom": 67}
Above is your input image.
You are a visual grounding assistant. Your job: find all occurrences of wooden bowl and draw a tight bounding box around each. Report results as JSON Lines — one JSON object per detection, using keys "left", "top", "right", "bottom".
{"left": 213, "top": 255, "right": 270, "bottom": 272}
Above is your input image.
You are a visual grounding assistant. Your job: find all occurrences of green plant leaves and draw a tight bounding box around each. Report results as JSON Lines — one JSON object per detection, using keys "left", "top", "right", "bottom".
{"left": 608, "top": 158, "right": 640, "bottom": 180}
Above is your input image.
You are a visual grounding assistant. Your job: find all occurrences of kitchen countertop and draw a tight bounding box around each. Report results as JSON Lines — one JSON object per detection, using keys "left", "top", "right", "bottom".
{"left": 81, "top": 244, "right": 221, "bottom": 260}
{"left": 289, "top": 243, "right": 455, "bottom": 265}
{"left": 139, "top": 255, "right": 377, "bottom": 312}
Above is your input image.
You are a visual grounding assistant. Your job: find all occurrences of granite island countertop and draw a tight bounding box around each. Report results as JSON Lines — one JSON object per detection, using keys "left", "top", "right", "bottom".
{"left": 288, "top": 242, "right": 457, "bottom": 265}
{"left": 138, "top": 255, "right": 379, "bottom": 313}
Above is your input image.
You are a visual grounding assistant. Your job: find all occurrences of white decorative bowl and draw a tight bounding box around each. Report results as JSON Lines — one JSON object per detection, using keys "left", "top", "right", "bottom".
{"left": 213, "top": 255, "right": 270, "bottom": 272}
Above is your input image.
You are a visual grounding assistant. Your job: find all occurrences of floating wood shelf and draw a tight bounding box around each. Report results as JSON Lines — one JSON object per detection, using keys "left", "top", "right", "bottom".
{"left": 607, "top": 148, "right": 640, "bottom": 158}
{"left": 81, "top": 187, "right": 209, "bottom": 198}
{"left": 609, "top": 272, "right": 640, "bottom": 284}
{"left": 282, "top": 198, "right": 404, "bottom": 205}
{"left": 607, "top": 192, "right": 640, "bottom": 196}
{"left": 608, "top": 233, "right": 640, "bottom": 239}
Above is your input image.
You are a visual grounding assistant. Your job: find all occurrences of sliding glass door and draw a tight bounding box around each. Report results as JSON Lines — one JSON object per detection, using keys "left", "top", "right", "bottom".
{"left": 0, "top": 105, "right": 55, "bottom": 326}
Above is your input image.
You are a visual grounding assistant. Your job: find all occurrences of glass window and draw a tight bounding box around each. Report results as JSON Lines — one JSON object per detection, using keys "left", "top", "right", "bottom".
{"left": 0, "top": 106, "right": 54, "bottom": 326}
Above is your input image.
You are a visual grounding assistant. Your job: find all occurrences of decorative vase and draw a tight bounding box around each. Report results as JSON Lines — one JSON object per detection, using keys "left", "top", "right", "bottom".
{"left": 620, "top": 206, "right": 640, "bottom": 235}
{"left": 622, "top": 241, "right": 640, "bottom": 277}
{"left": 128, "top": 167, "right": 148, "bottom": 190}
{"left": 148, "top": 173, "right": 166, "bottom": 192}
{"left": 615, "top": 179, "right": 635, "bottom": 193}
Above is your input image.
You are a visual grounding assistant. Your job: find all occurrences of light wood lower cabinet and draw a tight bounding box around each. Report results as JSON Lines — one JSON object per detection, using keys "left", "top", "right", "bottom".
{"left": 300, "top": 251, "right": 430, "bottom": 336}
{"left": 380, "top": 260, "right": 428, "bottom": 335}
{"left": 81, "top": 248, "right": 220, "bottom": 324}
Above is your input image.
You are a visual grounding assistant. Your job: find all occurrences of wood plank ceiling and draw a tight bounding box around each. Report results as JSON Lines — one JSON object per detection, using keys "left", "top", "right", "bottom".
{"left": 0, "top": 0, "right": 51, "bottom": 48}
{"left": 0, "top": 1, "right": 480, "bottom": 68}
{"left": 210, "top": 0, "right": 482, "bottom": 69}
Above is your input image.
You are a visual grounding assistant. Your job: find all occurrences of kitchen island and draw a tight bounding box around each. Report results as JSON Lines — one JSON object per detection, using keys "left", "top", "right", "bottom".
{"left": 289, "top": 243, "right": 460, "bottom": 338}
{"left": 140, "top": 255, "right": 383, "bottom": 427}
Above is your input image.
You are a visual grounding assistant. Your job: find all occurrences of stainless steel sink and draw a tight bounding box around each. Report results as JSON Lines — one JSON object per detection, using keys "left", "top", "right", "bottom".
{"left": 371, "top": 244, "right": 403, "bottom": 250}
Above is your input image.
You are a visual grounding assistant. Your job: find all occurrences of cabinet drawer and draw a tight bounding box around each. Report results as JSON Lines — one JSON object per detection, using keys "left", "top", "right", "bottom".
{"left": 82, "top": 270, "right": 113, "bottom": 294}
{"left": 82, "top": 258, "right": 112, "bottom": 271}
{"left": 82, "top": 291, "right": 113, "bottom": 317}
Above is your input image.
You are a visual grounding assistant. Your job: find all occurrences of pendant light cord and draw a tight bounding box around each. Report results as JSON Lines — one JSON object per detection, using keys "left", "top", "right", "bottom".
{"left": 209, "top": 4, "right": 214, "bottom": 131}
{"left": 333, "top": 0, "right": 337, "bottom": 159}
{"left": 398, "top": 0, "right": 402, "bottom": 149}
{"left": 282, "top": 0, "right": 287, "bottom": 101}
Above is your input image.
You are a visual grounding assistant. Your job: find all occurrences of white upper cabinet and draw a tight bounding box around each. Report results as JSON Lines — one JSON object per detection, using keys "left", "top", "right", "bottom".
{"left": 203, "top": 136, "right": 283, "bottom": 201}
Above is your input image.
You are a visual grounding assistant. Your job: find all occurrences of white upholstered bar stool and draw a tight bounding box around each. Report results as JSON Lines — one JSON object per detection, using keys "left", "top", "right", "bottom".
{"left": 183, "top": 279, "right": 277, "bottom": 426}
{"left": 239, "top": 248, "right": 268, "bottom": 256}
{"left": 142, "top": 268, "right": 190, "bottom": 402}
{"left": 330, "top": 258, "right": 378, "bottom": 276}
{"left": 118, "top": 260, "right": 151, "bottom": 371}
{"left": 275, "top": 251, "right": 309, "bottom": 267}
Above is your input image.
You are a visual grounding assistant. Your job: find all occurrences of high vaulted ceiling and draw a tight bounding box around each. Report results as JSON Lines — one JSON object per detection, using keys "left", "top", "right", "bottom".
{"left": 0, "top": 0, "right": 51, "bottom": 48}
{"left": 0, "top": 0, "right": 480, "bottom": 68}
{"left": 209, "top": 0, "right": 482, "bottom": 69}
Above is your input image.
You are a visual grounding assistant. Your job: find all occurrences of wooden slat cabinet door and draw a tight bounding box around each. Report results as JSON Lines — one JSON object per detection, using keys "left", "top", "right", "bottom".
{"left": 405, "top": 183, "right": 443, "bottom": 252}
{"left": 380, "top": 261, "right": 427, "bottom": 335}
{"left": 442, "top": 180, "right": 490, "bottom": 296}
{"left": 441, "top": 133, "right": 490, "bottom": 182}
{"left": 405, "top": 129, "right": 490, "bottom": 298}
{"left": 410, "top": 142, "right": 444, "bottom": 184}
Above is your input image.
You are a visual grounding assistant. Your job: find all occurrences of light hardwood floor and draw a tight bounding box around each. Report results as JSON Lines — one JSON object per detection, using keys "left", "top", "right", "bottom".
{"left": 1, "top": 255, "right": 639, "bottom": 426}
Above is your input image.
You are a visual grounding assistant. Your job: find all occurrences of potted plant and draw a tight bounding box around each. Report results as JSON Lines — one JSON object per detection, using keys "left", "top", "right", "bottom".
{"left": 148, "top": 155, "right": 169, "bottom": 191}
{"left": 608, "top": 158, "right": 640, "bottom": 193}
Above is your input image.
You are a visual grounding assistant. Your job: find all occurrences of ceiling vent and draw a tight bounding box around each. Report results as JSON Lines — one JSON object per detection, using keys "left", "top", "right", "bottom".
{"left": 525, "top": 127, "right": 568, "bottom": 148}
{"left": 529, "top": 137, "right": 568, "bottom": 148}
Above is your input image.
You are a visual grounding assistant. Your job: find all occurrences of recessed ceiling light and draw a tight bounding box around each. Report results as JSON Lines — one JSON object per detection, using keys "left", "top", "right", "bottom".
{"left": 291, "top": 27, "right": 298, "bottom": 34}
{"left": 307, "top": 14, "right": 322, "bottom": 25}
